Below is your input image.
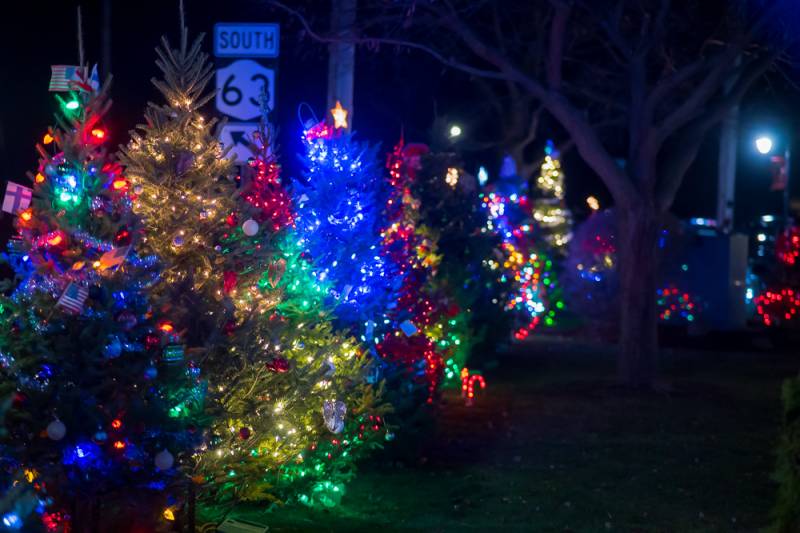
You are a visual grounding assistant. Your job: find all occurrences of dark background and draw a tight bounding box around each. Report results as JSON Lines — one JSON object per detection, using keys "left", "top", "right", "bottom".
{"left": 1, "top": 0, "right": 797, "bottom": 243}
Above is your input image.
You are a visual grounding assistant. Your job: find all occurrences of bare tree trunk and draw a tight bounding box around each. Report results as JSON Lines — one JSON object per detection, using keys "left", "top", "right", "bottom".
{"left": 617, "top": 202, "right": 659, "bottom": 387}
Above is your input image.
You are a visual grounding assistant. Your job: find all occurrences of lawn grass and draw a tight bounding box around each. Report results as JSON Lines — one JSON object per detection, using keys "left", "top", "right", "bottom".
{"left": 212, "top": 336, "right": 798, "bottom": 532}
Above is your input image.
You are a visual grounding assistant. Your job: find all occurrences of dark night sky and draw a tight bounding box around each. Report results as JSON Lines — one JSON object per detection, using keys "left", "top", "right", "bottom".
{"left": 1, "top": 0, "right": 798, "bottom": 241}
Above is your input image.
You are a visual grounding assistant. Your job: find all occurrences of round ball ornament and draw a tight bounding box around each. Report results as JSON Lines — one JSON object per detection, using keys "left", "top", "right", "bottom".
{"left": 239, "top": 427, "right": 251, "bottom": 440}
{"left": 172, "top": 234, "right": 185, "bottom": 248}
{"left": 242, "top": 219, "right": 259, "bottom": 237}
{"left": 47, "top": 419, "right": 67, "bottom": 441}
{"left": 154, "top": 449, "right": 174, "bottom": 471}
{"left": 116, "top": 310, "right": 138, "bottom": 332}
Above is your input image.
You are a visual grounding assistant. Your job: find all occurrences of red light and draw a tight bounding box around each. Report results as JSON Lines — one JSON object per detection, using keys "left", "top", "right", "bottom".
{"left": 91, "top": 128, "right": 106, "bottom": 139}
{"left": 113, "top": 440, "right": 125, "bottom": 450}
{"left": 159, "top": 322, "right": 174, "bottom": 333}
{"left": 47, "top": 234, "right": 63, "bottom": 246}
{"left": 111, "top": 419, "right": 122, "bottom": 429}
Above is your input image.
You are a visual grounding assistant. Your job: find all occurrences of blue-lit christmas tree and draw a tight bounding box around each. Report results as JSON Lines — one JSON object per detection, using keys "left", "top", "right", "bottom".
{"left": 291, "top": 109, "right": 396, "bottom": 333}
{"left": 0, "top": 75, "right": 203, "bottom": 531}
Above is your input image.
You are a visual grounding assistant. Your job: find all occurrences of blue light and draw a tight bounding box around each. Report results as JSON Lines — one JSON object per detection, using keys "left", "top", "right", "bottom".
{"left": 2, "top": 512, "right": 22, "bottom": 529}
{"left": 478, "top": 166, "right": 489, "bottom": 186}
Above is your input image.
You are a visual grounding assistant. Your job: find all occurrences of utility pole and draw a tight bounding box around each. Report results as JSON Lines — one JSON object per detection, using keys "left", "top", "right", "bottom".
{"left": 716, "top": 103, "right": 739, "bottom": 232}
{"left": 327, "top": 0, "right": 356, "bottom": 130}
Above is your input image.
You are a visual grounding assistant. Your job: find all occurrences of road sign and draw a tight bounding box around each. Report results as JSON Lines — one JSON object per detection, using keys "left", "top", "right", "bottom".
{"left": 214, "top": 23, "right": 279, "bottom": 58}
{"left": 216, "top": 60, "right": 275, "bottom": 121}
{"left": 219, "top": 122, "right": 260, "bottom": 164}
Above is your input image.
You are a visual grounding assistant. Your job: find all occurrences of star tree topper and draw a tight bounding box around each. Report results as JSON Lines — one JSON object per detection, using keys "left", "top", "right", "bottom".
{"left": 330, "top": 100, "right": 348, "bottom": 129}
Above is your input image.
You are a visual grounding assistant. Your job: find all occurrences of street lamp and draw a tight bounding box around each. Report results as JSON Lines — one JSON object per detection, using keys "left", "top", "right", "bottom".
{"left": 754, "top": 134, "right": 791, "bottom": 225}
{"left": 755, "top": 136, "right": 773, "bottom": 155}
{"left": 755, "top": 135, "right": 792, "bottom": 227}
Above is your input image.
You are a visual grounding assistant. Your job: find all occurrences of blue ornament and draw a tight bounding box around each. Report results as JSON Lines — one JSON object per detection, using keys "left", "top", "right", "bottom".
{"left": 144, "top": 366, "right": 158, "bottom": 379}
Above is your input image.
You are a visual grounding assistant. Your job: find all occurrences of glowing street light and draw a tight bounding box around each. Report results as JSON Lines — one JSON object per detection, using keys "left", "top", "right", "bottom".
{"left": 755, "top": 136, "right": 774, "bottom": 155}
{"left": 754, "top": 134, "right": 791, "bottom": 224}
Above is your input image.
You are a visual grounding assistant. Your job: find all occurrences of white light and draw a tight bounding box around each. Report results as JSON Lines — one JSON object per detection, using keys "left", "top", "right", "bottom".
{"left": 449, "top": 125, "right": 462, "bottom": 138}
{"left": 761, "top": 214, "right": 775, "bottom": 223}
{"left": 757, "top": 233, "right": 767, "bottom": 242}
{"left": 755, "top": 136, "right": 773, "bottom": 155}
{"left": 477, "top": 166, "right": 488, "bottom": 186}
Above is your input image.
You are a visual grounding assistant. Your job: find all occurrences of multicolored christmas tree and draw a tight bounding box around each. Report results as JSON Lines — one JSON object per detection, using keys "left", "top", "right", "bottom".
{"left": 480, "top": 153, "right": 561, "bottom": 340}
{"left": 0, "top": 74, "right": 202, "bottom": 531}
{"left": 194, "top": 106, "right": 390, "bottom": 509}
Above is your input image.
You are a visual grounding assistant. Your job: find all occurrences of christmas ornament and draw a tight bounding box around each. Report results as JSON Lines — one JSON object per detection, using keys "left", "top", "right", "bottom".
{"left": 116, "top": 310, "right": 138, "bottom": 331}
{"left": 266, "top": 356, "right": 289, "bottom": 373}
{"left": 242, "top": 218, "right": 259, "bottom": 236}
{"left": 223, "top": 271, "right": 237, "bottom": 294}
{"left": 172, "top": 233, "right": 185, "bottom": 248}
{"left": 162, "top": 345, "right": 185, "bottom": 365}
{"left": 322, "top": 400, "right": 346, "bottom": 433}
{"left": 154, "top": 449, "right": 174, "bottom": 470}
{"left": 46, "top": 419, "right": 66, "bottom": 441}
{"left": 238, "top": 427, "right": 251, "bottom": 440}
{"left": 267, "top": 258, "right": 286, "bottom": 288}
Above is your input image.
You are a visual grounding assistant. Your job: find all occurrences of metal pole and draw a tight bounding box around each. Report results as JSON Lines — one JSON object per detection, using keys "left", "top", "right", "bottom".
{"left": 327, "top": 0, "right": 356, "bottom": 130}
{"left": 784, "top": 145, "right": 791, "bottom": 225}
{"left": 717, "top": 104, "right": 739, "bottom": 232}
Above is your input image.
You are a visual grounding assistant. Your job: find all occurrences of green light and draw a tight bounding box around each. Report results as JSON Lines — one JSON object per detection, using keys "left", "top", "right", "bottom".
{"left": 65, "top": 100, "right": 80, "bottom": 110}
{"left": 556, "top": 301, "right": 564, "bottom": 309}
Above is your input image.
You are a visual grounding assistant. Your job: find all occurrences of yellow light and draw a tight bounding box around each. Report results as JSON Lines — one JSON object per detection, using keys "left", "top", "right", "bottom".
{"left": 163, "top": 507, "right": 175, "bottom": 521}
{"left": 445, "top": 167, "right": 459, "bottom": 188}
{"left": 330, "top": 100, "right": 349, "bottom": 129}
{"left": 43, "top": 133, "right": 54, "bottom": 145}
{"left": 586, "top": 196, "right": 600, "bottom": 210}
{"left": 35, "top": 173, "right": 45, "bottom": 184}
{"left": 19, "top": 209, "right": 33, "bottom": 222}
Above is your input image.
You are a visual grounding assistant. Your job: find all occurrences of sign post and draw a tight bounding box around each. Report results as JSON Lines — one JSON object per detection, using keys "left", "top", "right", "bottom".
{"left": 213, "top": 23, "right": 279, "bottom": 164}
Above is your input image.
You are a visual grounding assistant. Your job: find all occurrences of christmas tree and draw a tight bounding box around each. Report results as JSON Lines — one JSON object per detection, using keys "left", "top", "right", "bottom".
{"left": 531, "top": 141, "right": 573, "bottom": 252}
{"left": 194, "top": 110, "right": 390, "bottom": 509}
{"left": 378, "top": 140, "right": 476, "bottom": 405}
{"left": 0, "top": 74, "right": 202, "bottom": 530}
{"left": 292, "top": 115, "right": 395, "bottom": 333}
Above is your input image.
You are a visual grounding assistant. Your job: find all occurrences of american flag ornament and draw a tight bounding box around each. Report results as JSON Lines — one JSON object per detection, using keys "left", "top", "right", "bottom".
{"left": 57, "top": 283, "right": 89, "bottom": 314}
{"left": 2, "top": 182, "right": 33, "bottom": 214}
{"left": 48, "top": 65, "right": 86, "bottom": 92}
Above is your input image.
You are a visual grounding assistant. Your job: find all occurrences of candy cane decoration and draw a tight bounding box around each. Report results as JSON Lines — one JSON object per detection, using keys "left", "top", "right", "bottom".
{"left": 461, "top": 368, "right": 487, "bottom": 406}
